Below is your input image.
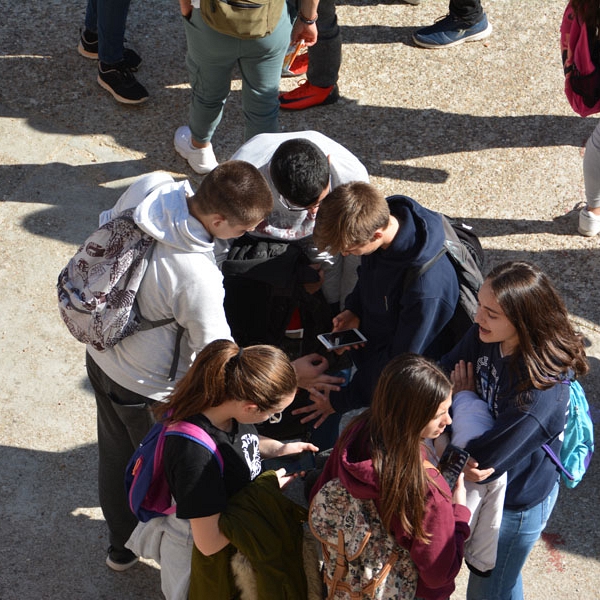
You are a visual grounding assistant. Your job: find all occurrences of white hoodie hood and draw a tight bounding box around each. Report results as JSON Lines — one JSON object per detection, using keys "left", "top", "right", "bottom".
{"left": 99, "top": 171, "right": 213, "bottom": 255}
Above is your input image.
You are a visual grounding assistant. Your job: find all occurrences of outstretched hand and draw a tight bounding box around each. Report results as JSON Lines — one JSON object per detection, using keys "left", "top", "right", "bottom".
{"left": 273, "top": 441, "right": 319, "bottom": 457}
{"left": 292, "top": 387, "right": 336, "bottom": 429}
{"left": 451, "top": 360, "right": 476, "bottom": 394}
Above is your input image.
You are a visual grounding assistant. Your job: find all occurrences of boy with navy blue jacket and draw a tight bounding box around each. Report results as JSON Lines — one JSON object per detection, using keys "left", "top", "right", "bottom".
{"left": 294, "top": 182, "right": 460, "bottom": 428}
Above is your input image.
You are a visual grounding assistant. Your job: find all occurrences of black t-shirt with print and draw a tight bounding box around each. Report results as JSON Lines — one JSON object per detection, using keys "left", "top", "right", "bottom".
{"left": 163, "top": 413, "right": 261, "bottom": 519}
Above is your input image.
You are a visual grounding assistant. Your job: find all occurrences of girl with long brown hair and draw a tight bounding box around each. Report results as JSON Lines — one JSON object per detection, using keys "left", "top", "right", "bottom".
{"left": 442, "top": 261, "right": 588, "bottom": 599}
{"left": 309, "top": 353, "right": 471, "bottom": 599}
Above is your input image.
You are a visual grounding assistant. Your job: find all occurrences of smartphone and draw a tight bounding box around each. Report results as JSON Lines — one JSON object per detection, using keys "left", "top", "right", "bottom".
{"left": 317, "top": 329, "right": 367, "bottom": 351}
{"left": 261, "top": 450, "right": 317, "bottom": 475}
{"left": 437, "top": 444, "right": 470, "bottom": 491}
{"left": 282, "top": 40, "right": 304, "bottom": 73}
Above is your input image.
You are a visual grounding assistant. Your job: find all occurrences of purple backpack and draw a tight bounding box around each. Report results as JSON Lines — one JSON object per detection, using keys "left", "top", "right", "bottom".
{"left": 126, "top": 420, "right": 224, "bottom": 522}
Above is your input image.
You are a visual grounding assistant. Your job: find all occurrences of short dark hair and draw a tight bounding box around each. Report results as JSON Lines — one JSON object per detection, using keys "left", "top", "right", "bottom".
{"left": 269, "top": 139, "right": 330, "bottom": 208}
{"left": 191, "top": 160, "right": 272, "bottom": 225}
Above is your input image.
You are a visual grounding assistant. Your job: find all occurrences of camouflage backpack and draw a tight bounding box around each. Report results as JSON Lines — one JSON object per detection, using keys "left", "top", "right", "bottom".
{"left": 57, "top": 208, "right": 183, "bottom": 379}
{"left": 308, "top": 478, "right": 418, "bottom": 600}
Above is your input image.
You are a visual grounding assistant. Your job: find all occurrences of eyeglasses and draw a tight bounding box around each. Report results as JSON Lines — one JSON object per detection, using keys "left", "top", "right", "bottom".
{"left": 268, "top": 412, "right": 282, "bottom": 424}
{"left": 280, "top": 195, "right": 321, "bottom": 212}
{"left": 280, "top": 176, "right": 331, "bottom": 212}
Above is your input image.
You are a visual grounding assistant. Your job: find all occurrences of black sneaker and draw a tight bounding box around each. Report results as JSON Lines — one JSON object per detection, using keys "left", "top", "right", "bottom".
{"left": 78, "top": 28, "right": 98, "bottom": 59}
{"left": 98, "top": 61, "right": 149, "bottom": 104}
{"left": 79, "top": 28, "right": 142, "bottom": 71}
{"left": 106, "top": 546, "right": 139, "bottom": 572}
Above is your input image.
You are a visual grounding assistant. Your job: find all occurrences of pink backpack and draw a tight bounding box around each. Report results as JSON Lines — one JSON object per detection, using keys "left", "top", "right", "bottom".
{"left": 125, "top": 420, "right": 224, "bottom": 522}
{"left": 561, "top": 3, "right": 600, "bottom": 116}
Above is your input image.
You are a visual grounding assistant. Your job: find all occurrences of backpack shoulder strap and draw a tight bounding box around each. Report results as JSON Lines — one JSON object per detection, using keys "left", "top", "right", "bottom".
{"left": 403, "top": 246, "right": 448, "bottom": 296}
{"left": 542, "top": 380, "right": 575, "bottom": 480}
{"left": 164, "top": 422, "right": 225, "bottom": 475}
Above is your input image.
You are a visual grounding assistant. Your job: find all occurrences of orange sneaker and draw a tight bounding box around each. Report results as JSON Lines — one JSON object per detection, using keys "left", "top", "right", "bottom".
{"left": 279, "top": 80, "right": 339, "bottom": 110}
{"left": 282, "top": 52, "right": 309, "bottom": 77}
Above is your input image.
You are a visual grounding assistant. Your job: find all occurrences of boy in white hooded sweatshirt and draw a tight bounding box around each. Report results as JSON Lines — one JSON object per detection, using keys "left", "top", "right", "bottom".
{"left": 85, "top": 162, "right": 274, "bottom": 575}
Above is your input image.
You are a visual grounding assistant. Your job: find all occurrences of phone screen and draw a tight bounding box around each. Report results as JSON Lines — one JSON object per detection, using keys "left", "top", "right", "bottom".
{"left": 437, "top": 444, "right": 469, "bottom": 491}
{"left": 318, "top": 329, "right": 367, "bottom": 349}
{"left": 261, "top": 451, "right": 316, "bottom": 475}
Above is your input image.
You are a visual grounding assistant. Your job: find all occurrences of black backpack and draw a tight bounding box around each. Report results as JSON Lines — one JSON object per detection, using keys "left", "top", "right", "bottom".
{"left": 404, "top": 214, "right": 484, "bottom": 345}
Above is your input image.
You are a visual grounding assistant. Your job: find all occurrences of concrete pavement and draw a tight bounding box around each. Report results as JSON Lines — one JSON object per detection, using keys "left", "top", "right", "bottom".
{"left": 0, "top": 0, "right": 599, "bottom": 597}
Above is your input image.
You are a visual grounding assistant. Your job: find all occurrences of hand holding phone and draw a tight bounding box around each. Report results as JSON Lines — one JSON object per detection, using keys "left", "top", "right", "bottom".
{"left": 437, "top": 444, "right": 470, "bottom": 491}
{"left": 317, "top": 328, "right": 367, "bottom": 351}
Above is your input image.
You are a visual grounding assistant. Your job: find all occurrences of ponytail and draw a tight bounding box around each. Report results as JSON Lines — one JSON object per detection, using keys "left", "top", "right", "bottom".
{"left": 155, "top": 339, "right": 297, "bottom": 422}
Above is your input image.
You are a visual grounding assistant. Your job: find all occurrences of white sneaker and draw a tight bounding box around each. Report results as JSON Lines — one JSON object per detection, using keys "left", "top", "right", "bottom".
{"left": 174, "top": 126, "right": 218, "bottom": 175}
{"left": 578, "top": 208, "right": 600, "bottom": 236}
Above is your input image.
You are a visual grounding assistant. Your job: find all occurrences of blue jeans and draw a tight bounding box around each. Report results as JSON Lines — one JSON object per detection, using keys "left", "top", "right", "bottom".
{"left": 184, "top": 6, "right": 292, "bottom": 144}
{"left": 467, "top": 480, "right": 560, "bottom": 600}
{"left": 84, "top": 0, "right": 131, "bottom": 64}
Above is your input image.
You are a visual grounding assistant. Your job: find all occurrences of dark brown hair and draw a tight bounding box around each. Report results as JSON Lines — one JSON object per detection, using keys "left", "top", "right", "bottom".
{"left": 190, "top": 160, "right": 273, "bottom": 226}
{"left": 486, "top": 261, "right": 588, "bottom": 389}
{"left": 341, "top": 353, "right": 452, "bottom": 544}
{"left": 154, "top": 339, "right": 297, "bottom": 422}
{"left": 269, "top": 138, "right": 329, "bottom": 207}
{"left": 571, "top": 0, "right": 600, "bottom": 33}
{"left": 313, "top": 182, "right": 390, "bottom": 255}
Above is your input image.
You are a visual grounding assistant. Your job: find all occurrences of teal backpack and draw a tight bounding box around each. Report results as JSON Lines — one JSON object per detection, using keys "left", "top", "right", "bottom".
{"left": 543, "top": 380, "right": 594, "bottom": 488}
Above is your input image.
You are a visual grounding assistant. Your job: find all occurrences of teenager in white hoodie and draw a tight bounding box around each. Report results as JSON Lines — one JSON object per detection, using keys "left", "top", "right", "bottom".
{"left": 86, "top": 162, "right": 274, "bottom": 571}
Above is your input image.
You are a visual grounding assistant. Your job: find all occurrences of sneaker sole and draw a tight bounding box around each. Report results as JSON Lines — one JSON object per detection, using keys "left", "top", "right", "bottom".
{"left": 413, "top": 22, "right": 492, "bottom": 49}
{"left": 578, "top": 227, "right": 599, "bottom": 237}
{"left": 106, "top": 555, "right": 139, "bottom": 572}
{"left": 78, "top": 42, "right": 98, "bottom": 60}
{"left": 97, "top": 75, "right": 148, "bottom": 105}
